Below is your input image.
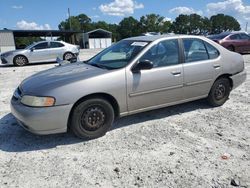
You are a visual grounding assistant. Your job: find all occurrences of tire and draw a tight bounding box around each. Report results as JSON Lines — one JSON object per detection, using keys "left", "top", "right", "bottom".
{"left": 207, "top": 78, "right": 231, "bottom": 107}
{"left": 228, "top": 45, "right": 235, "bottom": 52}
{"left": 70, "top": 98, "right": 114, "bottom": 139}
{"left": 63, "top": 52, "right": 74, "bottom": 60}
{"left": 13, "top": 55, "right": 28, "bottom": 66}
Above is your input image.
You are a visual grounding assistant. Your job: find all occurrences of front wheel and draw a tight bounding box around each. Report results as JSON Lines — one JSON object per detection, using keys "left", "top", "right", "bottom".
{"left": 70, "top": 98, "right": 114, "bottom": 139}
{"left": 13, "top": 55, "right": 28, "bottom": 66}
{"left": 207, "top": 78, "right": 231, "bottom": 107}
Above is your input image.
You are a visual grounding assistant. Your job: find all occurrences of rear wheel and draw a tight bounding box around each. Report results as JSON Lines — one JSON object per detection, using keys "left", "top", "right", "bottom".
{"left": 207, "top": 78, "right": 231, "bottom": 107}
{"left": 70, "top": 98, "right": 114, "bottom": 139}
{"left": 228, "top": 45, "right": 235, "bottom": 52}
{"left": 13, "top": 55, "right": 28, "bottom": 66}
{"left": 63, "top": 52, "right": 74, "bottom": 60}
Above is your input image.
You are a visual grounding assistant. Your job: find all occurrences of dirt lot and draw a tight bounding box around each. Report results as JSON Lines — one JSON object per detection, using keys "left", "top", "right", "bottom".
{"left": 0, "top": 50, "right": 249, "bottom": 188}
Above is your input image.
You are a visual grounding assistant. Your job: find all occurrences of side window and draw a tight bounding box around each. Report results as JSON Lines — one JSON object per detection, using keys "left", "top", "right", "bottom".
{"left": 183, "top": 39, "right": 209, "bottom": 63}
{"left": 33, "top": 42, "right": 48, "bottom": 50}
{"left": 240, "top": 33, "right": 250, "bottom": 40}
{"left": 204, "top": 42, "right": 220, "bottom": 59}
{"left": 140, "top": 39, "right": 179, "bottom": 68}
{"left": 50, "top": 42, "right": 64, "bottom": 48}
{"left": 230, "top": 34, "right": 241, "bottom": 40}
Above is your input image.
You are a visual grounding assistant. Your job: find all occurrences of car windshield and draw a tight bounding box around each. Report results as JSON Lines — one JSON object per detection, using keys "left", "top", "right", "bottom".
{"left": 86, "top": 40, "right": 149, "bottom": 69}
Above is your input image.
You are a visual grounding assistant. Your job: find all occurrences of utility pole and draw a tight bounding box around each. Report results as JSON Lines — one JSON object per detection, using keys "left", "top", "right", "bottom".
{"left": 245, "top": 22, "right": 248, "bottom": 32}
{"left": 68, "top": 8, "right": 72, "bottom": 30}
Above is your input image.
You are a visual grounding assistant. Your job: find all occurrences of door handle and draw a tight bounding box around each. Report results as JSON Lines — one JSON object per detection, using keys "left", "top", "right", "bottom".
{"left": 171, "top": 71, "right": 181, "bottom": 76}
{"left": 213, "top": 64, "right": 221, "bottom": 69}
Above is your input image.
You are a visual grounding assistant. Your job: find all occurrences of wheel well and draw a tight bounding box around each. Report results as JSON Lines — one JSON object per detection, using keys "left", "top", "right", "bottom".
{"left": 215, "top": 74, "right": 233, "bottom": 89}
{"left": 13, "top": 55, "right": 28, "bottom": 64}
{"left": 67, "top": 93, "right": 120, "bottom": 129}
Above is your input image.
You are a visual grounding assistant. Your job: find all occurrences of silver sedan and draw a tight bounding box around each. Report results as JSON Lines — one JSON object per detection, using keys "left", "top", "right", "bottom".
{"left": 11, "top": 35, "right": 246, "bottom": 139}
{"left": 1, "top": 41, "right": 79, "bottom": 66}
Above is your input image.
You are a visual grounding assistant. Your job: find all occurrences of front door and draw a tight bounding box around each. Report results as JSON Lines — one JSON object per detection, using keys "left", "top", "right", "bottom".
{"left": 126, "top": 39, "right": 184, "bottom": 113}
{"left": 28, "top": 42, "right": 50, "bottom": 63}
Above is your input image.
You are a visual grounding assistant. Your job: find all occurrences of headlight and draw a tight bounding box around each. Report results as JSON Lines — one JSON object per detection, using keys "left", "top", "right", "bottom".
{"left": 21, "top": 95, "right": 55, "bottom": 107}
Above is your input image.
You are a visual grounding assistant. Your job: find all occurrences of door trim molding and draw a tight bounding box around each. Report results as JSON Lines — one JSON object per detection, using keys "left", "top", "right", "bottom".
{"left": 184, "top": 79, "right": 213, "bottom": 86}
{"left": 129, "top": 84, "right": 183, "bottom": 97}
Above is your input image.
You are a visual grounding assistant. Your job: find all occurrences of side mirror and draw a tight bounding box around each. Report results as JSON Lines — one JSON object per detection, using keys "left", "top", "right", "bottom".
{"left": 132, "top": 59, "right": 153, "bottom": 73}
{"left": 30, "top": 48, "right": 34, "bottom": 52}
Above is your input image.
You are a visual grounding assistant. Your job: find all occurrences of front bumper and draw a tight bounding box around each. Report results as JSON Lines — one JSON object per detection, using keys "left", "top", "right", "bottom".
{"left": 231, "top": 69, "right": 247, "bottom": 89}
{"left": 1, "top": 55, "right": 13, "bottom": 65}
{"left": 11, "top": 96, "right": 73, "bottom": 135}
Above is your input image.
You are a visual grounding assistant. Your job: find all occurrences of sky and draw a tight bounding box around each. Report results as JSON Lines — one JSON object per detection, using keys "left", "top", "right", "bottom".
{"left": 0, "top": 0, "right": 250, "bottom": 31}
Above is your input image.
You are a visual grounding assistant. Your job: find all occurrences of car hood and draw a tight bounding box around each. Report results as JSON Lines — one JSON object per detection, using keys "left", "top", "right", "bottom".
{"left": 1, "top": 49, "right": 25, "bottom": 55}
{"left": 20, "top": 63, "right": 107, "bottom": 94}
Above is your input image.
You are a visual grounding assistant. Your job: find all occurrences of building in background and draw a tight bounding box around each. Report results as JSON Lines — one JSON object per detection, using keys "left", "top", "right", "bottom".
{"left": 83, "top": 29, "right": 112, "bottom": 49}
{"left": 0, "top": 30, "right": 15, "bottom": 53}
{"left": 0, "top": 29, "right": 113, "bottom": 53}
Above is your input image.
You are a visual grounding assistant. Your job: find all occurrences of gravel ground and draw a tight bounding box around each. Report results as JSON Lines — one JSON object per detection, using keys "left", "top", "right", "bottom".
{"left": 0, "top": 50, "right": 249, "bottom": 188}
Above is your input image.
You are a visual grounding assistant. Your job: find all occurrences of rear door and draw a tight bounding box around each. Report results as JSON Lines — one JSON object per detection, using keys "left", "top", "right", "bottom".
{"left": 229, "top": 34, "right": 243, "bottom": 52}
{"left": 182, "top": 38, "right": 220, "bottom": 100}
{"left": 49, "top": 42, "right": 65, "bottom": 60}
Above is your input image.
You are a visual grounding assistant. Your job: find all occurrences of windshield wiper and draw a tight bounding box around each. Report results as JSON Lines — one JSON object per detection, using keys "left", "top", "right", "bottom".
{"left": 91, "top": 63, "right": 109, "bottom": 69}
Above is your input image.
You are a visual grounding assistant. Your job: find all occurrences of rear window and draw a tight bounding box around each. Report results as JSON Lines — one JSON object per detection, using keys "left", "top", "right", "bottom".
{"left": 204, "top": 42, "right": 220, "bottom": 59}
{"left": 50, "top": 42, "right": 64, "bottom": 48}
{"left": 208, "top": 34, "right": 229, "bottom": 40}
{"left": 230, "top": 34, "right": 241, "bottom": 40}
{"left": 183, "top": 39, "right": 209, "bottom": 63}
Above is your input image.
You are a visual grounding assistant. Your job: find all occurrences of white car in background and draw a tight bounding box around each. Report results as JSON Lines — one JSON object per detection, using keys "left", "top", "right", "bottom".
{"left": 1, "top": 41, "right": 80, "bottom": 66}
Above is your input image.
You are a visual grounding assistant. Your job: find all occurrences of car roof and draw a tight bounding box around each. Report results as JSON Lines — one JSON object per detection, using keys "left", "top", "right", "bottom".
{"left": 124, "top": 34, "right": 179, "bottom": 42}
{"left": 207, "top": 31, "right": 249, "bottom": 40}
{"left": 34, "top": 40, "right": 63, "bottom": 44}
{"left": 124, "top": 34, "right": 203, "bottom": 42}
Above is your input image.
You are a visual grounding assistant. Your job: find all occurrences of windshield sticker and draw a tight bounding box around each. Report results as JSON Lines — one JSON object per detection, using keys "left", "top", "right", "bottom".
{"left": 131, "top": 42, "right": 148, "bottom": 47}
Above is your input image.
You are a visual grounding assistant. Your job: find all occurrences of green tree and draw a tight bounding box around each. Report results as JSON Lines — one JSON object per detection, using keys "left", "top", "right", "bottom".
{"left": 108, "top": 24, "right": 119, "bottom": 42}
{"left": 15, "top": 37, "right": 43, "bottom": 49}
{"left": 117, "top": 16, "right": 141, "bottom": 39}
{"left": 210, "top": 14, "right": 240, "bottom": 34}
{"left": 161, "top": 20, "right": 172, "bottom": 33}
{"left": 202, "top": 17, "right": 212, "bottom": 34}
{"left": 58, "top": 13, "right": 92, "bottom": 31}
{"left": 171, "top": 14, "right": 190, "bottom": 34}
{"left": 139, "top": 14, "right": 165, "bottom": 33}
{"left": 93, "top": 21, "right": 110, "bottom": 31}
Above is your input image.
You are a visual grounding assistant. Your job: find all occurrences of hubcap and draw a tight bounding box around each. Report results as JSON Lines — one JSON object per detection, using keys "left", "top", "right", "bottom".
{"left": 214, "top": 84, "right": 226, "bottom": 100}
{"left": 81, "top": 106, "right": 106, "bottom": 131}
{"left": 65, "top": 53, "right": 73, "bottom": 60}
{"left": 16, "top": 56, "right": 26, "bottom": 65}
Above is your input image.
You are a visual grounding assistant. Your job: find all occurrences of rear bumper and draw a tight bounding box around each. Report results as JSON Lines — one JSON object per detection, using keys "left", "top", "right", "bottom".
{"left": 11, "top": 97, "right": 73, "bottom": 135}
{"left": 231, "top": 70, "right": 247, "bottom": 89}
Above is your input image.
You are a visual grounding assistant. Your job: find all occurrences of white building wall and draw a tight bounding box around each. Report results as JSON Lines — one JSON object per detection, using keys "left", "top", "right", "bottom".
{"left": 0, "top": 31, "right": 16, "bottom": 53}
{"left": 89, "top": 38, "right": 112, "bottom": 49}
